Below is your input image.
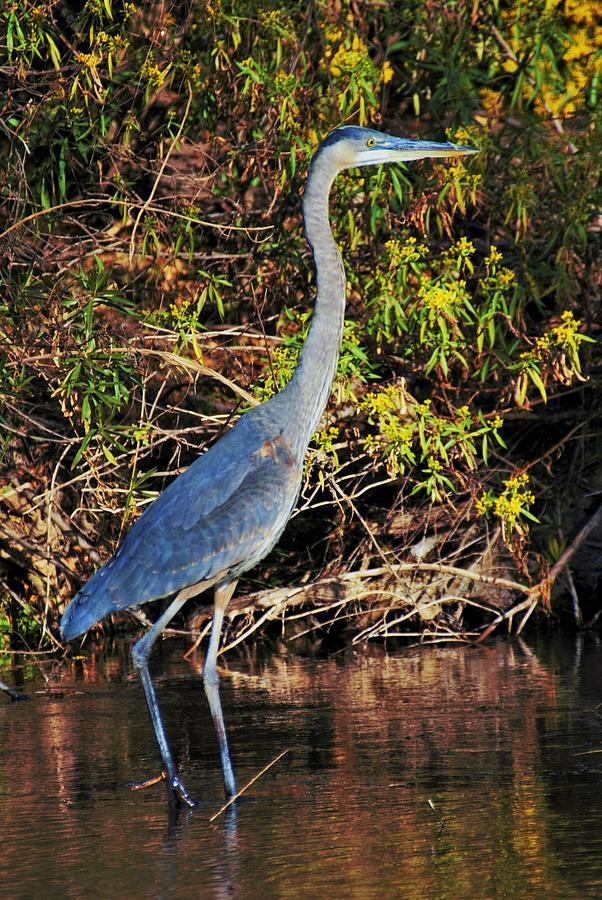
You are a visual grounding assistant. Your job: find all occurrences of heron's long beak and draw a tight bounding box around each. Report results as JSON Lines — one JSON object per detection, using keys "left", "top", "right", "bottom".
{"left": 395, "top": 139, "right": 478, "bottom": 160}
{"left": 357, "top": 139, "right": 478, "bottom": 166}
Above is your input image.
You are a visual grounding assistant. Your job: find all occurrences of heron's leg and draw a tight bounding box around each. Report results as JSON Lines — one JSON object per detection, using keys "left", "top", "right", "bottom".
{"left": 131, "top": 592, "right": 196, "bottom": 808}
{"left": 203, "top": 580, "right": 238, "bottom": 799}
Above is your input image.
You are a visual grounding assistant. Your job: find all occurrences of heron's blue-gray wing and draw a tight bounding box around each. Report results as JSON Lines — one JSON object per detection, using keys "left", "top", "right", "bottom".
{"left": 62, "top": 412, "right": 300, "bottom": 638}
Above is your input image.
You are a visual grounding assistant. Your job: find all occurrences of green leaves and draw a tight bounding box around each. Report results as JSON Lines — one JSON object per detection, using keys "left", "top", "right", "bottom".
{"left": 362, "top": 388, "right": 507, "bottom": 503}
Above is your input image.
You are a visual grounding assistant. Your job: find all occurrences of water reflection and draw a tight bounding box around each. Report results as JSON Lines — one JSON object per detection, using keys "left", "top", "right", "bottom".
{"left": 1, "top": 636, "right": 602, "bottom": 898}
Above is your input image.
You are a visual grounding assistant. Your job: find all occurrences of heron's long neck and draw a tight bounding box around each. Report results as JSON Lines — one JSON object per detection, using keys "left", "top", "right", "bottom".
{"left": 284, "top": 155, "right": 345, "bottom": 449}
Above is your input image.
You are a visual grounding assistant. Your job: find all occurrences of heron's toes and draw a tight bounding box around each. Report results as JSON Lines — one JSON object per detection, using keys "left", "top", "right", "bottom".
{"left": 128, "top": 771, "right": 196, "bottom": 808}
{"left": 171, "top": 774, "right": 197, "bottom": 809}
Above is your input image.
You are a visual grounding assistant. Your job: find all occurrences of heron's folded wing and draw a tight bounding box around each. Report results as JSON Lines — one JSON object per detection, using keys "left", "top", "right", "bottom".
{"left": 62, "top": 418, "right": 299, "bottom": 636}
{"left": 110, "top": 428, "right": 298, "bottom": 602}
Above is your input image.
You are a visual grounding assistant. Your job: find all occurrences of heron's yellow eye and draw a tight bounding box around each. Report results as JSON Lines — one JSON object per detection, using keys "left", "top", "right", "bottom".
{"left": 366, "top": 137, "right": 376, "bottom": 147}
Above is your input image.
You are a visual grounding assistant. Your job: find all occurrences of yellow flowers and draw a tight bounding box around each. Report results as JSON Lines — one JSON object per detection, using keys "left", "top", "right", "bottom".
{"left": 327, "top": 34, "right": 372, "bottom": 78}
{"left": 551, "top": 310, "right": 583, "bottom": 345}
{"left": 477, "top": 473, "right": 538, "bottom": 542}
{"left": 515, "top": 310, "right": 592, "bottom": 405}
{"left": 501, "top": 0, "right": 602, "bottom": 119}
{"left": 140, "top": 59, "right": 172, "bottom": 87}
{"left": 206, "top": 0, "right": 221, "bottom": 18}
{"left": 362, "top": 383, "right": 416, "bottom": 478}
{"left": 76, "top": 51, "right": 102, "bottom": 68}
{"left": 316, "top": 425, "right": 340, "bottom": 452}
{"left": 498, "top": 268, "right": 515, "bottom": 287}
{"left": 479, "top": 88, "right": 503, "bottom": 115}
{"left": 322, "top": 23, "right": 390, "bottom": 124}
{"left": 528, "top": 311, "right": 585, "bottom": 359}
{"left": 564, "top": 0, "right": 602, "bottom": 27}
{"left": 385, "top": 237, "right": 428, "bottom": 267}
{"left": 255, "top": 346, "right": 299, "bottom": 401}
{"left": 485, "top": 246, "right": 503, "bottom": 266}
{"left": 311, "top": 427, "right": 341, "bottom": 482}
{"left": 417, "top": 279, "right": 470, "bottom": 314}
{"left": 381, "top": 60, "right": 394, "bottom": 84}
{"left": 452, "top": 125, "right": 482, "bottom": 147}
{"left": 563, "top": 27, "right": 597, "bottom": 61}
{"left": 427, "top": 456, "right": 443, "bottom": 473}
{"left": 362, "top": 384, "right": 408, "bottom": 418}
{"left": 362, "top": 388, "right": 505, "bottom": 499}
{"left": 484, "top": 247, "right": 516, "bottom": 291}
{"left": 447, "top": 162, "right": 468, "bottom": 180}
{"left": 453, "top": 236, "right": 475, "bottom": 257}
{"left": 443, "top": 237, "right": 475, "bottom": 273}
{"left": 95, "top": 31, "right": 128, "bottom": 49}
{"left": 441, "top": 162, "right": 482, "bottom": 214}
{"left": 258, "top": 9, "right": 282, "bottom": 29}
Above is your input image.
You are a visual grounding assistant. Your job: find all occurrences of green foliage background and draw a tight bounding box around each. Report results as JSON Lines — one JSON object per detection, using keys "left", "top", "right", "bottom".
{"left": 1, "top": 0, "right": 600, "bottom": 649}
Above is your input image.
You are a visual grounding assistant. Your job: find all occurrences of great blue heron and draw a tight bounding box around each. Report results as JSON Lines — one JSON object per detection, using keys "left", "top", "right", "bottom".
{"left": 61, "top": 126, "right": 477, "bottom": 807}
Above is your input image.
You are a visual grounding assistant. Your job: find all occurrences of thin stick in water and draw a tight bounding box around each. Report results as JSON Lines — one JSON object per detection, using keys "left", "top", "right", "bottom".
{"left": 209, "top": 749, "right": 290, "bottom": 822}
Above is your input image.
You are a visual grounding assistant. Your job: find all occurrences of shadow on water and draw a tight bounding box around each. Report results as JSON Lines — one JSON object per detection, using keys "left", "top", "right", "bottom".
{"left": 2, "top": 635, "right": 602, "bottom": 898}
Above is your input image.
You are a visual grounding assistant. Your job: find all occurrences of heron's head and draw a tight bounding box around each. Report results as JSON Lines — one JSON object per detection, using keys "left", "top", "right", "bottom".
{"left": 316, "top": 125, "right": 478, "bottom": 171}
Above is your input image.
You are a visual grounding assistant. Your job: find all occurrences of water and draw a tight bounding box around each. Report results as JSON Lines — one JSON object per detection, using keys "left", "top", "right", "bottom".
{"left": 2, "top": 636, "right": 602, "bottom": 899}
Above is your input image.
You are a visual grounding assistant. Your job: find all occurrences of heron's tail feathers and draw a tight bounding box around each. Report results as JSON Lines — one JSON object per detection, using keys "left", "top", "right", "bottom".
{"left": 60, "top": 563, "right": 119, "bottom": 641}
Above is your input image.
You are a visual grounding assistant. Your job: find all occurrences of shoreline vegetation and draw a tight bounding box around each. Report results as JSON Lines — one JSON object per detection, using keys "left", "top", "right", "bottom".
{"left": 1, "top": 1, "right": 600, "bottom": 656}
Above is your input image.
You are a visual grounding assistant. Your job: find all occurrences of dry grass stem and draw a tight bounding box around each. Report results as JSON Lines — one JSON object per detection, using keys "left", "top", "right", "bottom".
{"left": 208, "top": 749, "right": 290, "bottom": 822}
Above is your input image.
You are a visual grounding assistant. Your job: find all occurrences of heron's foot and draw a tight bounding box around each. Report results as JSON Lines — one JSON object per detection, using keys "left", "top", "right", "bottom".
{"left": 128, "top": 771, "right": 197, "bottom": 808}
{"left": 170, "top": 773, "right": 197, "bottom": 809}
